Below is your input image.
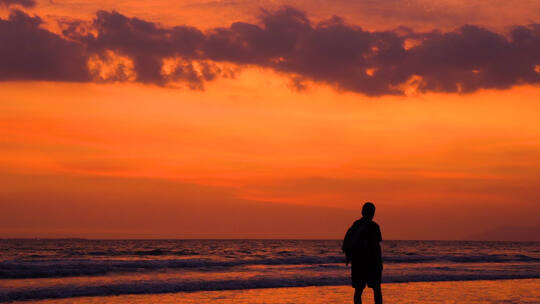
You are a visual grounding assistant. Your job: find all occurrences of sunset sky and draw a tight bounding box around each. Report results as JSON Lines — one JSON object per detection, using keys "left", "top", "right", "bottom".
{"left": 1, "top": 0, "right": 539, "bottom": 240}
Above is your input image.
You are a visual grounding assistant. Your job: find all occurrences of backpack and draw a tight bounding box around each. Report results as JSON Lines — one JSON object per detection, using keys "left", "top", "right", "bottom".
{"left": 343, "top": 219, "right": 370, "bottom": 260}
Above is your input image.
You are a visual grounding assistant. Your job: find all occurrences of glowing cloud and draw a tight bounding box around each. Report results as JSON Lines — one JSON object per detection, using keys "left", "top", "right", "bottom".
{"left": 1, "top": 7, "right": 539, "bottom": 95}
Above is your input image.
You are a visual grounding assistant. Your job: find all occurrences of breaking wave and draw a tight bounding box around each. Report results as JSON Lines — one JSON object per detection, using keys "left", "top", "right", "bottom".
{"left": 1, "top": 253, "right": 539, "bottom": 279}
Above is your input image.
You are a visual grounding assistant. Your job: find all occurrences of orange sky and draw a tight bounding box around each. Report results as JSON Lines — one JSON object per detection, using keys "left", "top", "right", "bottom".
{"left": 0, "top": 0, "right": 539, "bottom": 239}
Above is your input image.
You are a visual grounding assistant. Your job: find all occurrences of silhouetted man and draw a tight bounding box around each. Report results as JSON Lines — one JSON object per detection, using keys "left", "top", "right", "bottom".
{"left": 342, "top": 202, "right": 383, "bottom": 304}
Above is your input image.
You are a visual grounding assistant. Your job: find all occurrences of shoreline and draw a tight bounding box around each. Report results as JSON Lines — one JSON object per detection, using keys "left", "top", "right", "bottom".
{"left": 3, "top": 275, "right": 539, "bottom": 302}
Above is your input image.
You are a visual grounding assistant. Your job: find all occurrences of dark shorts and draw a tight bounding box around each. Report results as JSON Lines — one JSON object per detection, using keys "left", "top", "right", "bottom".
{"left": 351, "top": 262, "right": 382, "bottom": 289}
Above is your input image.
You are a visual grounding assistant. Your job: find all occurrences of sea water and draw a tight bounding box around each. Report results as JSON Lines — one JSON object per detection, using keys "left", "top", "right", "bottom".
{"left": 1, "top": 239, "right": 539, "bottom": 302}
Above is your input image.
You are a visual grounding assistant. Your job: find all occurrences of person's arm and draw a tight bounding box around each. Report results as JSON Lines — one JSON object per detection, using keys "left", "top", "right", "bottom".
{"left": 376, "top": 224, "right": 383, "bottom": 268}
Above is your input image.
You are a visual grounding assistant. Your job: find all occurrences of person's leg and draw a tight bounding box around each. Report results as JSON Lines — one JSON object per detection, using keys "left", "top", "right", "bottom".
{"left": 354, "top": 287, "right": 364, "bottom": 304}
{"left": 372, "top": 284, "right": 383, "bottom": 304}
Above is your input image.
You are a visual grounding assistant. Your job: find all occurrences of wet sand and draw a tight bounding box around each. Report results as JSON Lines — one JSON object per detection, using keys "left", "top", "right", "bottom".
{"left": 18, "top": 278, "right": 540, "bottom": 304}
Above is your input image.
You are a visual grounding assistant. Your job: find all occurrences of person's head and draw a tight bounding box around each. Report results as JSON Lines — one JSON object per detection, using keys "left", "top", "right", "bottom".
{"left": 362, "top": 202, "right": 376, "bottom": 219}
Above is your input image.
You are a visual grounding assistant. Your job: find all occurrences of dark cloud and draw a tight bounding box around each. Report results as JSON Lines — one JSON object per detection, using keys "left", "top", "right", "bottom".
{"left": 0, "top": 0, "right": 35, "bottom": 8}
{"left": 401, "top": 25, "right": 540, "bottom": 93}
{"left": 78, "top": 10, "right": 217, "bottom": 86}
{"left": 1, "top": 7, "right": 539, "bottom": 95}
{"left": 0, "top": 10, "right": 90, "bottom": 81}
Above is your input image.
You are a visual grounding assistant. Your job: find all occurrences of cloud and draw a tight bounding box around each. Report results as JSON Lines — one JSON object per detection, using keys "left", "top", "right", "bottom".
{"left": 0, "top": 0, "right": 35, "bottom": 8}
{"left": 82, "top": 10, "right": 212, "bottom": 86}
{"left": 0, "top": 10, "right": 90, "bottom": 81}
{"left": 1, "top": 7, "right": 539, "bottom": 95}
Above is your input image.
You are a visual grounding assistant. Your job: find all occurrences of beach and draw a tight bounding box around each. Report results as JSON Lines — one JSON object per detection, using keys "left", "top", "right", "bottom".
{"left": 11, "top": 279, "right": 540, "bottom": 304}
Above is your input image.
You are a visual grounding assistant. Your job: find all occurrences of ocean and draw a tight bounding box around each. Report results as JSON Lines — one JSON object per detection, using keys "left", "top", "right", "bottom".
{"left": 1, "top": 239, "right": 539, "bottom": 302}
